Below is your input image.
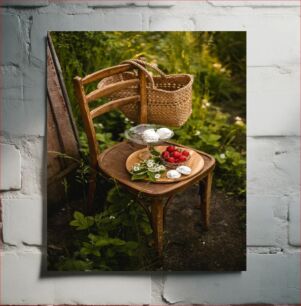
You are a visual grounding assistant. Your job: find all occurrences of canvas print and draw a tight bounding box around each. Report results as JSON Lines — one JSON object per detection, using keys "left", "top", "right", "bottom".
{"left": 47, "top": 31, "right": 246, "bottom": 271}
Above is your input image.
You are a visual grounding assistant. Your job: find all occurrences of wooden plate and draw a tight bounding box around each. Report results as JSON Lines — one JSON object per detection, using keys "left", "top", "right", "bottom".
{"left": 125, "top": 145, "right": 205, "bottom": 184}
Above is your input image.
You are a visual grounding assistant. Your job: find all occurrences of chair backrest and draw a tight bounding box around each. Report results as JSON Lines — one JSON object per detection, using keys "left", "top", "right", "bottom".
{"left": 74, "top": 63, "right": 147, "bottom": 168}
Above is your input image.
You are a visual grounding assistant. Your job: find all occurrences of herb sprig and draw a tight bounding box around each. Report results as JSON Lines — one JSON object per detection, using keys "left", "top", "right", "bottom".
{"left": 130, "top": 157, "right": 166, "bottom": 182}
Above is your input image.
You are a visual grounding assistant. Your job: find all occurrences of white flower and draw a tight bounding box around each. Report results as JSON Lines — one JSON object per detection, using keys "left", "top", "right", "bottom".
{"left": 159, "top": 165, "right": 166, "bottom": 171}
{"left": 155, "top": 174, "right": 161, "bottom": 179}
{"left": 220, "top": 153, "right": 226, "bottom": 159}
{"left": 133, "top": 166, "right": 140, "bottom": 171}
{"left": 213, "top": 62, "right": 222, "bottom": 69}
{"left": 148, "top": 165, "right": 161, "bottom": 173}
{"left": 109, "top": 215, "right": 116, "bottom": 220}
{"left": 147, "top": 160, "right": 154, "bottom": 168}
{"left": 234, "top": 116, "right": 245, "bottom": 127}
{"left": 201, "top": 99, "right": 210, "bottom": 108}
{"left": 235, "top": 121, "right": 245, "bottom": 127}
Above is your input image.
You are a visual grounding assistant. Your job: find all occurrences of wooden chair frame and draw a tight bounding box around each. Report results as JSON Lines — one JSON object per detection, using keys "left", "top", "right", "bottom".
{"left": 74, "top": 63, "right": 215, "bottom": 257}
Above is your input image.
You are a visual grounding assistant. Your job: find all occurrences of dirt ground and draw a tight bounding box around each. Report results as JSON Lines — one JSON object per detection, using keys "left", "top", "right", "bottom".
{"left": 48, "top": 184, "right": 246, "bottom": 271}
{"left": 163, "top": 184, "right": 246, "bottom": 271}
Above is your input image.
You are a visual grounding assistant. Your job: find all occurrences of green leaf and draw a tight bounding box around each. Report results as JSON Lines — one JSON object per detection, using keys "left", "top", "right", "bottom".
{"left": 70, "top": 212, "right": 94, "bottom": 230}
{"left": 89, "top": 234, "right": 126, "bottom": 248}
{"left": 131, "top": 174, "right": 148, "bottom": 181}
{"left": 57, "top": 258, "right": 93, "bottom": 271}
{"left": 147, "top": 172, "right": 156, "bottom": 182}
{"left": 106, "top": 248, "right": 115, "bottom": 258}
{"left": 70, "top": 220, "right": 80, "bottom": 227}
{"left": 125, "top": 241, "right": 138, "bottom": 249}
{"left": 74, "top": 211, "right": 85, "bottom": 221}
{"left": 131, "top": 169, "right": 147, "bottom": 175}
{"left": 150, "top": 148, "right": 160, "bottom": 156}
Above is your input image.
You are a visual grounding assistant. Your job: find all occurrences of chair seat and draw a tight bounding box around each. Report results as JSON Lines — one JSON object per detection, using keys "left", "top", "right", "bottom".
{"left": 98, "top": 141, "right": 215, "bottom": 197}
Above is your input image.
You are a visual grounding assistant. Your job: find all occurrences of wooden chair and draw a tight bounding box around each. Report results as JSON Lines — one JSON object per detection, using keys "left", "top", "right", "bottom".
{"left": 74, "top": 63, "right": 215, "bottom": 256}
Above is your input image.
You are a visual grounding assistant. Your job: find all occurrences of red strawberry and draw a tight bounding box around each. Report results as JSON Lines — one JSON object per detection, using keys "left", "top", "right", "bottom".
{"left": 167, "top": 157, "right": 175, "bottom": 163}
{"left": 173, "top": 151, "right": 181, "bottom": 158}
{"left": 162, "top": 151, "right": 170, "bottom": 159}
{"left": 167, "top": 146, "right": 175, "bottom": 153}
{"left": 182, "top": 150, "right": 189, "bottom": 157}
{"left": 179, "top": 155, "right": 187, "bottom": 162}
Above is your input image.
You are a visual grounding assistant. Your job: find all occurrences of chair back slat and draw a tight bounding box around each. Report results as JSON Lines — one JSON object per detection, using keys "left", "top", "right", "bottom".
{"left": 74, "top": 76, "right": 99, "bottom": 167}
{"left": 81, "top": 64, "right": 131, "bottom": 85}
{"left": 74, "top": 62, "right": 148, "bottom": 168}
{"left": 90, "top": 95, "right": 140, "bottom": 119}
{"left": 86, "top": 79, "right": 139, "bottom": 103}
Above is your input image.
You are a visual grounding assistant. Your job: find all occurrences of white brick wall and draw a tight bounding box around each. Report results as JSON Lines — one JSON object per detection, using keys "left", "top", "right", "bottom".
{"left": 0, "top": 0, "right": 49, "bottom": 6}
{"left": 2, "top": 251, "right": 151, "bottom": 304}
{"left": 0, "top": 143, "right": 21, "bottom": 191}
{"left": 0, "top": 1, "right": 300, "bottom": 304}
{"left": 289, "top": 193, "right": 301, "bottom": 246}
{"left": 163, "top": 253, "right": 300, "bottom": 304}
{"left": 2, "top": 198, "right": 43, "bottom": 246}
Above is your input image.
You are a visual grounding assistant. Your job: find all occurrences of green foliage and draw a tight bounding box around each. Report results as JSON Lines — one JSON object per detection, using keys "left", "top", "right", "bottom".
{"left": 55, "top": 187, "right": 155, "bottom": 271}
{"left": 174, "top": 103, "right": 246, "bottom": 195}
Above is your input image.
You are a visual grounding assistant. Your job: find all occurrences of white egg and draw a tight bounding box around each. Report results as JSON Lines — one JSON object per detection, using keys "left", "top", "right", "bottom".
{"left": 166, "top": 170, "right": 181, "bottom": 179}
{"left": 142, "top": 129, "right": 160, "bottom": 143}
{"left": 156, "top": 127, "right": 173, "bottom": 140}
{"left": 176, "top": 165, "right": 192, "bottom": 175}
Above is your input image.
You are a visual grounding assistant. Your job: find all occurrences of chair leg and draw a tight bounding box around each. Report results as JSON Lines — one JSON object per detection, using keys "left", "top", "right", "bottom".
{"left": 199, "top": 171, "right": 213, "bottom": 230}
{"left": 87, "top": 171, "right": 97, "bottom": 212}
{"left": 151, "top": 198, "right": 164, "bottom": 257}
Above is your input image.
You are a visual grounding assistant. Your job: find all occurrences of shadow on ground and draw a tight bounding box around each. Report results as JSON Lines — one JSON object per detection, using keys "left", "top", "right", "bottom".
{"left": 48, "top": 184, "right": 246, "bottom": 271}
{"left": 163, "top": 184, "right": 246, "bottom": 271}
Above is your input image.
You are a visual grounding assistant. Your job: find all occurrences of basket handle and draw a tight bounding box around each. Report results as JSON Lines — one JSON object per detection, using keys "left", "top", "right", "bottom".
{"left": 122, "top": 59, "right": 156, "bottom": 88}
{"left": 131, "top": 58, "right": 167, "bottom": 77}
{"left": 122, "top": 59, "right": 166, "bottom": 89}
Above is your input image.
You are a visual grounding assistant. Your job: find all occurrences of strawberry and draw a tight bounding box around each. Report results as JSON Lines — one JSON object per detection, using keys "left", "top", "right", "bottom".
{"left": 162, "top": 151, "right": 170, "bottom": 159}
{"left": 167, "top": 157, "right": 175, "bottom": 163}
{"left": 173, "top": 151, "right": 181, "bottom": 158}
{"left": 182, "top": 150, "right": 190, "bottom": 157}
{"left": 167, "top": 146, "right": 175, "bottom": 153}
{"left": 179, "top": 155, "right": 187, "bottom": 162}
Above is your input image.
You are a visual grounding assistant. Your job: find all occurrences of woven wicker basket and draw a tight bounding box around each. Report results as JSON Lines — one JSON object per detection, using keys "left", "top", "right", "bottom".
{"left": 97, "top": 59, "right": 193, "bottom": 127}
